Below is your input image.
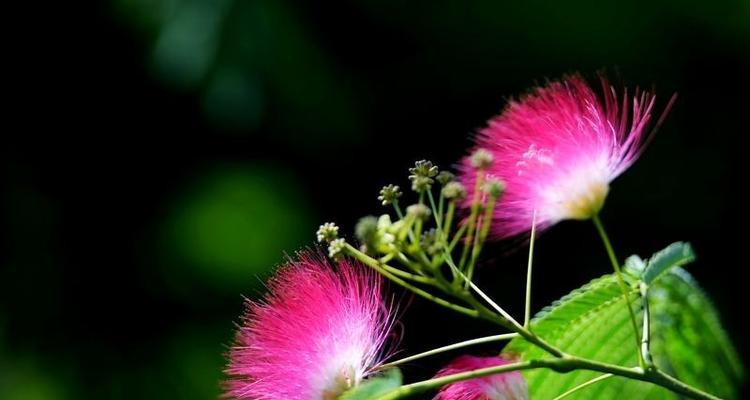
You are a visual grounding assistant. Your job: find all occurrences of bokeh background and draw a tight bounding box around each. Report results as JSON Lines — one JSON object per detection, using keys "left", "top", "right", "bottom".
{"left": 3, "top": 0, "right": 749, "bottom": 398}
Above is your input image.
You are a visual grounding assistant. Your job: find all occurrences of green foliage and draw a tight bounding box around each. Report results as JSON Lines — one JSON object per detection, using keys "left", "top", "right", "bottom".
{"left": 338, "top": 369, "right": 402, "bottom": 400}
{"left": 162, "top": 165, "right": 315, "bottom": 294}
{"left": 649, "top": 270, "right": 744, "bottom": 399}
{"left": 115, "top": 0, "right": 365, "bottom": 141}
{"left": 641, "top": 242, "right": 695, "bottom": 285}
{"left": 505, "top": 244, "right": 743, "bottom": 399}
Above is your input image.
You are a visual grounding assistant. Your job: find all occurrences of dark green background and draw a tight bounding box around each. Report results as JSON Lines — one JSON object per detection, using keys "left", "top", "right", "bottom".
{"left": 3, "top": 0, "right": 748, "bottom": 398}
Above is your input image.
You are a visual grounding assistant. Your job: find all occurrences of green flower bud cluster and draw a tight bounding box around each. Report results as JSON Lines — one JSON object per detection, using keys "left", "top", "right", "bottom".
{"left": 356, "top": 214, "right": 414, "bottom": 255}
{"left": 316, "top": 222, "right": 339, "bottom": 243}
{"left": 442, "top": 182, "right": 467, "bottom": 200}
{"left": 378, "top": 184, "right": 402, "bottom": 206}
{"left": 409, "top": 160, "right": 439, "bottom": 192}
{"left": 317, "top": 158, "right": 487, "bottom": 281}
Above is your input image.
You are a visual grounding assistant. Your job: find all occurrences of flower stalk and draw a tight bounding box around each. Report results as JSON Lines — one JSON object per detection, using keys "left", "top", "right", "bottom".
{"left": 376, "top": 356, "right": 721, "bottom": 400}
{"left": 592, "top": 213, "right": 644, "bottom": 368}
{"left": 524, "top": 209, "right": 537, "bottom": 328}
{"left": 379, "top": 333, "right": 519, "bottom": 369}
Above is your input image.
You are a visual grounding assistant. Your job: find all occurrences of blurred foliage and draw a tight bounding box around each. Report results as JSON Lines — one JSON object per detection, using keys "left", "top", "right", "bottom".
{"left": 0, "top": 322, "right": 63, "bottom": 400}
{"left": 103, "top": 327, "right": 228, "bottom": 399}
{"left": 160, "top": 164, "right": 314, "bottom": 295}
{"left": 115, "top": 0, "right": 364, "bottom": 143}
{"left": 0, "top": 363, "right": 67, "bottom": 400}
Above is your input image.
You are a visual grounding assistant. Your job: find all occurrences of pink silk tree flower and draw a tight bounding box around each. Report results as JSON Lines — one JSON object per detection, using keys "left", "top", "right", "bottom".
{"left": 460, "top": 74, "right": 674, "bottom": 238}
{"left": 224, "top": 252, "right": 397, "bottom": 400}
{"left": 434, "top": 355, "right": 528, "bottom": 400}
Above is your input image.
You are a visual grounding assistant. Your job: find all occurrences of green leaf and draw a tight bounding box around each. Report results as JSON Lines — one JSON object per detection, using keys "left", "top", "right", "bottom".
{"left": 624, "top": 255, "right": 646, "bottom": 275}
{"left": 649, "top": 270, "right": 744, "bottom": 398}
{"left": 505, "top": 264, "right": 743, "bottom": 399}
{"left": 641, "top": 242, "right": 695, "bottom": 285}
{"left": 338, "top": 369, "right": 402, "bottom": 400}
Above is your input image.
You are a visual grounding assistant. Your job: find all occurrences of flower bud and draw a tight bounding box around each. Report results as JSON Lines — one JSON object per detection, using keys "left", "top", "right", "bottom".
{"left": 409, "top": 160, "right": 438, "bottom": 192}
{"left": 406, "top": 204, "right": 431, "bottom": 221}
{"left": 378, "top": 184, "right": 402, "bottom": 206}
{"left": 442, "top": 181, "right": 467, "bottom": 200}
{"left": 470, "top": 148, "right": 494, "bottom": 169}
{"left": 484, "top": 178, "right": 506, "bottom": 198}
{"left": 316, "top": 222, "right": 339, "bottom": 243}
{"left": 409, "top": 160, "right": 439, "bottom": 178}
{"left": 355, "top": 215, "right": 378, "bottom": 244}
{"left": 410, "top": 175, "right": 433, "bottom": 192}
{"left": 436, "top": 171, "right": 455, "bottom": 185}
{"left": 328, "top": 238, "right": 347, "bottom": 259}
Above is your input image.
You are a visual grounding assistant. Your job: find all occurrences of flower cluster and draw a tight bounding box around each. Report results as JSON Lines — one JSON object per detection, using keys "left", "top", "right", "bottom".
{"left": 459, "top": 74, "right": 669, "bottom": 238}
{"left": 223, "top": 74, "right": 676, "bottom": 400}
{"left": 225, "top": 252, "right": 396, "bottom": 399}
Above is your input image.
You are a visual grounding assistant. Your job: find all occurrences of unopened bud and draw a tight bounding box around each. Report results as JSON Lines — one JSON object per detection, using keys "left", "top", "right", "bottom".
{"left": 378, "top": 184, "right": 402, "bottom": 206}
{"left": 470, "top": 149, "right": 494, "bottom": 169}
{"left": 442, "top": 181, "right": 467, "bottom": 200}
{"left": 409, "top": 160, "right": 439, "bottom": 178}
{"left": 409, "top": 160, "right": 438, "bottom": 192}
{"left": 316, "top": 222, "right": 339, "bottom": 243}
{"left": 328, "top": 238, "right": 347, "bottom": 260}
{"left": 484, "top": 178, "right": 506, "bottom": 198}
{"left": 410, "top": 176, "right": 433, "bottom": 192}
{"left": 406, "top": 204, "right": 431, "bottom": 221}
{"left": 436, "top": 171, "right": 455, "bottom": 185}
{"left": 355, "top": 216, "right": 378, "bottom": 244}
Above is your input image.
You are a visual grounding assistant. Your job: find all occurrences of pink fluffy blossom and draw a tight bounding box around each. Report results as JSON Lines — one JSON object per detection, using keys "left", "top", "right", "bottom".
{"left": 224, "top": 252, "right": 396, "bottom": 399}
{"left": 434, "top": 355, "right": 528, "bottom": 400}
{"left": 460, "top": 75, "right": 673, "bottom": 238}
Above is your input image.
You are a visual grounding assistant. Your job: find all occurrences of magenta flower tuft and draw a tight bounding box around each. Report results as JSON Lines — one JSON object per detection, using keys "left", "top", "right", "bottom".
{"left": 434, "top": 355, "right": 528, "bottom": 400}
{"left": 224, "top": 252, "right": 397, "bottom": 399}
{"left": 460, "top": 74, "right": 673, "bottom": 238}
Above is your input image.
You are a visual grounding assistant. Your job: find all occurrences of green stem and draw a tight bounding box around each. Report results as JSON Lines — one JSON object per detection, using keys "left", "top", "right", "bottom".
{"left": 650, "top": 370, "right": 722, "bottom": 400}
{"left": 426, "top": 189, "right": 447, "bottom": 268}
{"left": 427, "top": 189, "right": 442, "bottom": 229}
{"left": 380, "top": 262, "right": 433, "bottom": 284}
{"left": 377, "top": 360, "right": 536, "bottom": 400}
{"left": 469, "top": 294, "right": 563, "bottom": 357}
{"left": 393, "top": 200, "right": 404, "bottom": 219}
{"left": 459, "top": 172, "right": 485, "bottom": 270}
{"left": 551, "top": 373, "right": 614, "bottom": 400}
{"left": 640, "top": 282, "right": 654, "bottom": 368}
{"left": 414, "top": 218, "right": 424, "bottom": 247}
{"left": 379, "top": 333, "right": 518, "bottom": 369}
{"left": 591, "top": 214, "right": 644, "bottom": 368}
{"left": 442, "top": 254, "right": 521, "bottom": 328}
{"left": 377, "top": 356, "right": 722, "bottom": 400}
{"left": 345, "top": 244, "right": 477, "bottom": 318}
{"left": 462, "top": 277, "right": 521, "bottom": 328}
{"left": 442, "top": 253, "right": 563, "bottom": 358}
{"left": 448, "top": 222, "right": 467, "bottom": 252}
{"left": 444, "top": 201, "right": 456, "bottom": 237}
{"left": 465, "top": 194, "right": 497, "bottom": 285}
{"left": 463, "top": 218, "right": 483, "bottom": 288}
{"left": 438, "top": 191, "right": 445, "bottom": 229}
{"left": 524, "top": 209, "right": 537, "bottom": 328}
{"left": 394, "top": 252, "right": 423, "bottom": 274}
